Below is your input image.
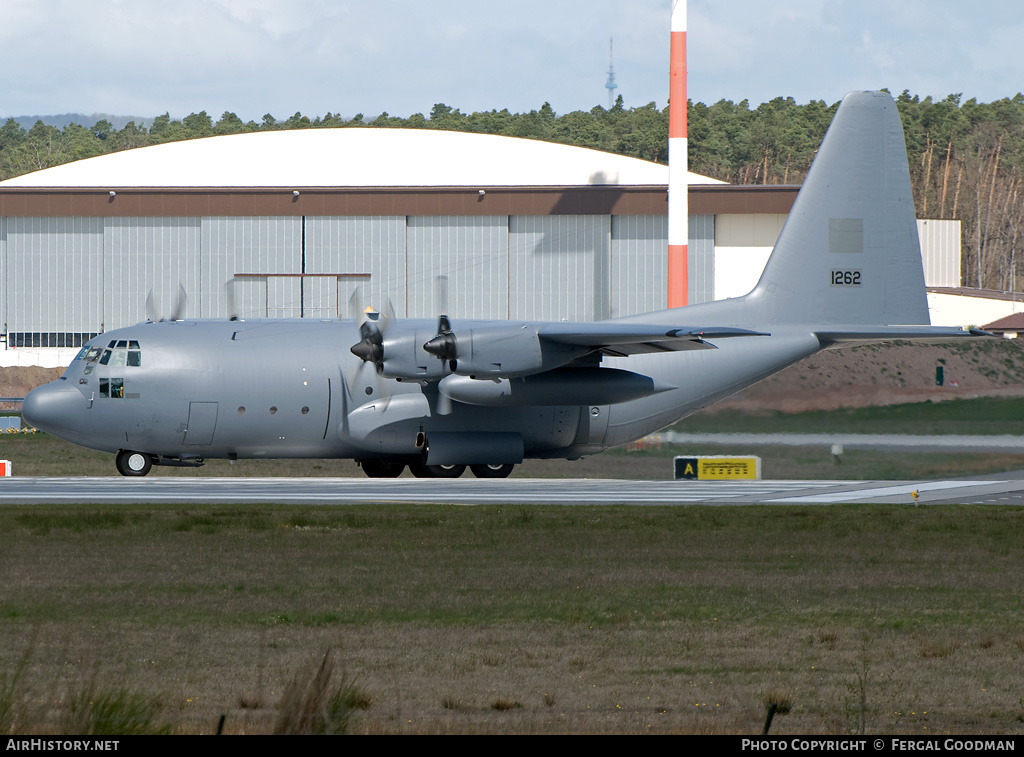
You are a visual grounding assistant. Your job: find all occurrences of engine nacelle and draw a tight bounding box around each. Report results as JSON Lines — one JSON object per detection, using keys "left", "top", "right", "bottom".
{"left": 378, "top": 326, "right": 448, "bottom": 380}
{"left": 443, "top": 325, "right": 587, "bottom": 379}
{"left": 374, "top": 320, "right": 588, "bottom": 381}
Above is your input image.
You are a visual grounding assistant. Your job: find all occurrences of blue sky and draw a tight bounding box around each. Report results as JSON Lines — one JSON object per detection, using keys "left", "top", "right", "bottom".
{"left": 1, "top": 0, "right": 1020, "bottom": 121}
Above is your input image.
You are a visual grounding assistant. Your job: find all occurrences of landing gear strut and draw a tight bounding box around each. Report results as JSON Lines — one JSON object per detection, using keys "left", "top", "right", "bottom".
{"left": 116, "top": 450, "right": 153, "bottom": 477}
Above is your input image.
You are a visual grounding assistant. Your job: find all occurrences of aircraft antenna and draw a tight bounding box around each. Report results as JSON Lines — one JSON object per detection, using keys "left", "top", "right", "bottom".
{"left": 604, "top": 37, "right": 617, "bottom": 109}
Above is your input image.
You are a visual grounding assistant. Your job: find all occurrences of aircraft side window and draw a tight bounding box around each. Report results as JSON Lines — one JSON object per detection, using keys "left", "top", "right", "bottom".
{"left": 74, "top": 346, "right": 89, "bottom": 361}
{"left": 99, "top": 379, "right": 109, "bottom": 398}
{"left": 85, "top": 347, "right": 101, "bottom": 362}
{"left": 83, "top": 364, "right": 95, "bottom": 376}
{"left": 99, "top": 350, "right": 112, "bottom": 365}
{"left": 127, "top": 351, "right": 141, "bottom": 367}
{"left": 110, "top": 378, "right": 124, "bottom": 399}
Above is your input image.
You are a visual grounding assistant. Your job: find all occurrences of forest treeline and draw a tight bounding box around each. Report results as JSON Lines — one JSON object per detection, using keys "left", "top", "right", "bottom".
{"left": 2, "top": 91, "right": 1023, "bottom": 291}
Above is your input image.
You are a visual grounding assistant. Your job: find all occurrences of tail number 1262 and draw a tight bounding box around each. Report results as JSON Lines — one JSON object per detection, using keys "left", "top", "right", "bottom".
{"left": 830, "top": 269, "right": 861, "bottom": 286}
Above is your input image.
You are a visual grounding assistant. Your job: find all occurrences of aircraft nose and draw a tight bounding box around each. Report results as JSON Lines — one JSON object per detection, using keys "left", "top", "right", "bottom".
{"left": 22, "top": 381, "right": 87, "bottom": 434}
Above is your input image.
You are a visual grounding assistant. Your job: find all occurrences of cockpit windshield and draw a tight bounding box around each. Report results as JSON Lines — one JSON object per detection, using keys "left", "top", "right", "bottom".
{"left": 78, "top": 340, "right": 142, "bottom": 367}
{"left": 73, "top": 340, "right": 143, "bottom": 380}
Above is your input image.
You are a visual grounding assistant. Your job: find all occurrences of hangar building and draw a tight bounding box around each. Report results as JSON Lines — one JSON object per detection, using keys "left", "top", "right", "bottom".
{"left": 0, "top": 128, "right": 960, "bottom": 367}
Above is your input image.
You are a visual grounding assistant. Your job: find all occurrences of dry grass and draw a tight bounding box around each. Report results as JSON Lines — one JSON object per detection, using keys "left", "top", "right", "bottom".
{"left": 1, "top": 504, "right": 1023, "bottom": 734}
{"left": 273, "top": 651, "right": 356, "bottom": 735}
{"left": 918, "top": 638, "right": 961, "bottom": 659}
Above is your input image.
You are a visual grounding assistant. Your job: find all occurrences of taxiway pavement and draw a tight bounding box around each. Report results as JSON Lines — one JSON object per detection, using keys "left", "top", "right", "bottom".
{"left": 3, "top": 476, "right": 1024, "bottom": 505}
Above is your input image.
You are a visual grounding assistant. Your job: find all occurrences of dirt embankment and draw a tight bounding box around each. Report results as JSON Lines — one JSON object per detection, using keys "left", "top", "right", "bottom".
{"left": 704, "top": 338, "right": 1024, "bottom": 414}
{"left": 0, "top": 366, "right": 62, "bottom": 407}
{"left": 4, "top": 338, "right": 1024, "bottom": 415}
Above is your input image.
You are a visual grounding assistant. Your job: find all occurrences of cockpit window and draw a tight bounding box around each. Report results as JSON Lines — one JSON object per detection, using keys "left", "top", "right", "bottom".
{"left": 91, "top": 341, "right": 144, "bottom": 368}
{"left": 81, "top": 340, "right": 143, "bottom": 384}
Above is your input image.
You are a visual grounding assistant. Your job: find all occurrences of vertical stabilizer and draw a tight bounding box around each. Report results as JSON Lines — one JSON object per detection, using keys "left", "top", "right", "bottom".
{"left": 745, "top": 91, "right": 928, "bottom": 326}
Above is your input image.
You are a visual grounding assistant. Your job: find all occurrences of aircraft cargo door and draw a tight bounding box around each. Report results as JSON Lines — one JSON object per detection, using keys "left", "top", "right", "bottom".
{"left": 183, "top": 402, "right": 218, "bottom": 445}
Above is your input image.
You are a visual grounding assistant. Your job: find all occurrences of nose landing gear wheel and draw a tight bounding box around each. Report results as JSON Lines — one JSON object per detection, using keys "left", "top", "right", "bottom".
{"left": 116, "top": 450, "right": 153, "bottom": 477}
{"left": 470, "top": 463, "right": 514, "bottom": 478}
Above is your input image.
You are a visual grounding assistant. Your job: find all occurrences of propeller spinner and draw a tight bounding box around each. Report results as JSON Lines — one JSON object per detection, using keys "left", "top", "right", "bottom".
{"left": 423, "top": 276, "right": 457, "bottom": 363}
{"left": 422, "top": 315, "right": 457, "bottom": 361}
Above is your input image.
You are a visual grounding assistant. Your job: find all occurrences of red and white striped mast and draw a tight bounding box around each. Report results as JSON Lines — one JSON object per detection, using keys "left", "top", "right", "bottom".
{"left": 667, "top": 0, "right": 688, "bottom": 307}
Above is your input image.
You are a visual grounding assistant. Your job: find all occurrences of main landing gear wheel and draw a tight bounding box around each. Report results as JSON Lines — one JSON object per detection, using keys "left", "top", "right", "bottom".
{"left": 116, "top": 450, "right": 153, "bottom": 477}
{"left": 360, "top": 459, "right": 405, "bottom": 478}
{"left": 409, "top": 461, "right": 466, "bottom": 478}
{"left": 470, "top": 463, "right": 515, "bottom": 479}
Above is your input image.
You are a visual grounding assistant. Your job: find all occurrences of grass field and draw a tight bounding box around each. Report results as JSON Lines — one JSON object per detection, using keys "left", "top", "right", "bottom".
{"left": 1, "top": 504, "right": 1023, "bottom": 735}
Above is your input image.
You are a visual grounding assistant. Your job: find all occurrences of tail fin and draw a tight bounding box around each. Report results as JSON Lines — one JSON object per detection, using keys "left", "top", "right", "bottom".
{"left": 745, "top": 91, "right": 929, "bottom": 326}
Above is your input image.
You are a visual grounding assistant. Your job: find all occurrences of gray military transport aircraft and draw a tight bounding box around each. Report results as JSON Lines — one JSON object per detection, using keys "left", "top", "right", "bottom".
{"left": 23, "top": 91, "right": 980, "bottom": 478}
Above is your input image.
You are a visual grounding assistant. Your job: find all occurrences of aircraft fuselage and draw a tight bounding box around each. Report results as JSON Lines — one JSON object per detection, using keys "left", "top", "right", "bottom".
{"left": 23, "top": 315, "right": 820, "bottom": 473}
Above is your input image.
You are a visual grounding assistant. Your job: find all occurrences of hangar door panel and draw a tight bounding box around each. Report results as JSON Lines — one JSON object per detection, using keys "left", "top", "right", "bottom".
{"left": 306, "top": 217, "right": 405, "bottom": 317}
{"left": 6, "top": 217, "right": 104, "bottom": 337}
{"left": 104, "top": 218, "right": 201, "bottom": 330}
{"left": 509, "top": 215, "right": 610, "bottom": 322}
{"left": 200, "top": 217, "right": 301, "bottom": 319}
{"left": 406, "top": 216, "right": 507, "bottom": 319}
{"left": 610, "top": 215, "right": 667, "bottom": 317}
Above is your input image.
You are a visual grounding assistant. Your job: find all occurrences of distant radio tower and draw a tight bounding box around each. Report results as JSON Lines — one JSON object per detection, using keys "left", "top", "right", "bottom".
{"left": 604, "top": 37, "right": 618, "bottom": 108}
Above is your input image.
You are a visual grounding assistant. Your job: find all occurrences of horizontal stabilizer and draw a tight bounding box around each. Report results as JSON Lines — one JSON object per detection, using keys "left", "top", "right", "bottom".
{"left": 814, "top": 326, "right": 991, "bottom": 344}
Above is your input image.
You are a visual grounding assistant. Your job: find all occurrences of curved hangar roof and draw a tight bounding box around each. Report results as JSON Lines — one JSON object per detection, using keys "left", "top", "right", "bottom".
{"left": 0, "top": 128, "right": 722, "bottom": 188}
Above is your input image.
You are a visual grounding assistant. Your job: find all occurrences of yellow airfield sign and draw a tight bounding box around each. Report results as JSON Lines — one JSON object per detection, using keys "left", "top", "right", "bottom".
{"left": 674, "top": 455, "right": 761, "bottom": 480}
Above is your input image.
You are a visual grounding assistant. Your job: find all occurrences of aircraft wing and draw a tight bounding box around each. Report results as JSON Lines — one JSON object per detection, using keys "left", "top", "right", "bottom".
{"left": 538, "top": 323, "right": 770, "bottom": 357}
